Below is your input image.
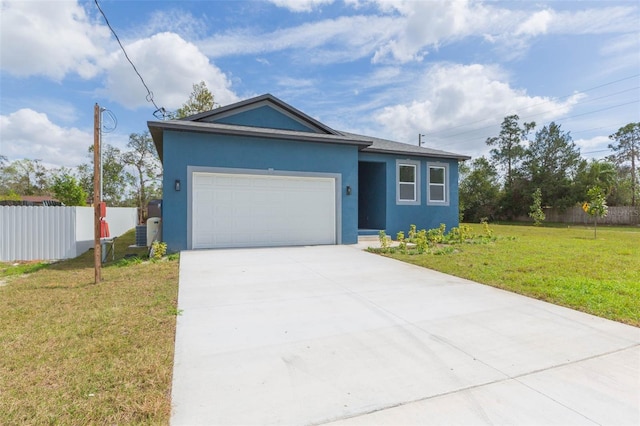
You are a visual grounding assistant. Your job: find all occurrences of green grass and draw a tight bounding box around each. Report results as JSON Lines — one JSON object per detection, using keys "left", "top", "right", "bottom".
{"left": 381, "top": 223, "right": 640, "bottom": 327}
{"left": 1, "top": 223, "right": 637, "bottom": 422}
{"left": 0, "top": 230, "right": 179, "bottom": 424}
{"left": 0, "top": 260, "right": 51, "bottom": 277}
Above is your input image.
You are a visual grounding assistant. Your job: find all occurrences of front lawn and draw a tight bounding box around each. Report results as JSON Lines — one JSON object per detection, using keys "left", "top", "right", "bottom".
{"left": 0, "top": 230, "right": 179, "bottom": 424}
{"left": 378, "top": 223, "right": 640, "bottom": 326}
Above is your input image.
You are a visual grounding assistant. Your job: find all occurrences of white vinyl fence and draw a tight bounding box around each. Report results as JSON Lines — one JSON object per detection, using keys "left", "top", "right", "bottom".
{"left": 0, "top": 206, "right": 137, "bottom": 262}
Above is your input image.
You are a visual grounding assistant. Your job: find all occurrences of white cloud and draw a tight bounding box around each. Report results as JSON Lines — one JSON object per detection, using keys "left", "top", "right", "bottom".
{"left": 597, "top": 33, "right": 640, "bottom": 75}
{"left": 202, "top": 1, "right": 638, "bottom": 65}
{"left": 553, "top": 6, "right": 638, "bottom": 35}
{"left": 369, "top": 1, "right": 638, "bottom": 63}
{"left": 276, "top": 77, "right": 315, "bottom": 88}
{"left": 99, "top": 32, "right": 239, "bottom": 110}
{"left": 369, "top": 0, "right": 493, "bottom": 63}
{"left": 269, "top": 0, "right": 335, "bottom": 12}
{"left": 574, "top": 136, "right": 612, "bottom": 160}
{"left": 199, "top": 15, "right": 397, "bottom": 61}
{"left": 374, "top": 63, "right": 583, "bottom": 156}
{"left": 515, "top": 9, "right": 554, "bottom": 36}
{"left": 575, "top": 135, "right": 609, "bottom": 151}
{"left": 0, "top": 1, "right": 239, "bottom": 112}
{"left": 0, "top": 109, "right": 92, "bottom": 167}
{"left": 138, "top": 9, "right": 208, "bottom": 40}
{"left": 0, "top": 0, "right": 110, "bottom": 80}
{"left": 600, "top": 33, "right": 640, "bottom": 56}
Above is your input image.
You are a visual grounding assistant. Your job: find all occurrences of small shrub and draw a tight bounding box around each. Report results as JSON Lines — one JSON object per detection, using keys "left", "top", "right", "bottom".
{"left": 415, "top": 229, "right": 429, "bottom": 253}
{"left": 427, "top": 223, "right": 446, "bottom": 245}
{"left": 583, "top": 186, "right": 609, "bottom": 239}
{"left": 408, "top": 224, "right": 417, "bottom": 242}
{"left": 529, "top": 188, "right": 546, "bottom": 226}
{"left": 446, "top": 224, "right": 473, "bottom": 243}
{"left": 151, "top": 241, "right": 167, "bottom": 260}
{"left": 481, "top": 218, "right": 493, "bottom": 238}
{"left": 378, "top": 230, "right": 390, "bottom": 250}
{"left": 370, "top": 223, "right": 496, "bottom": 257}
{"left": 447, "top": 227, "right": 460, "bottom": 243}
{"left": 396, "top": 231, "right": 407, "bottom": 253}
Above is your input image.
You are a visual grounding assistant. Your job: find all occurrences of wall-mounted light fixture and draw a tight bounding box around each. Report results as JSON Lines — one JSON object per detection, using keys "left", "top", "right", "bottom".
{"left": 346, "top": 185, "right": 352, "bottom": 196}
{"left": 174, "top": 179, "right": 181, "bottom": 191}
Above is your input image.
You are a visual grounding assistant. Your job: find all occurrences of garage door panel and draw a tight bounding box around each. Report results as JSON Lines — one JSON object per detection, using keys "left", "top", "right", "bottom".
{"left": 192, "top": 172, "right": 336, "bottom": 249}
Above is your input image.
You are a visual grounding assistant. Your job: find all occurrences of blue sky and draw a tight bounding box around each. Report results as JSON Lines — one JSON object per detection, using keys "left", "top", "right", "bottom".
{"left": 1, "top": 0, "right": 638, "bottom": 170}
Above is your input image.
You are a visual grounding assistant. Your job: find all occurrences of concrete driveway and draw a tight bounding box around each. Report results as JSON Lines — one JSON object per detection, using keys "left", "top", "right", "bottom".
{"left": 171, "top": 245, "right": 639, "bottom": 425}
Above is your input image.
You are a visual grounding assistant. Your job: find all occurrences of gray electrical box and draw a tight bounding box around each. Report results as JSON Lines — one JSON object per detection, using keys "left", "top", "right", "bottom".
{"left": 135, "top": 225, "right": 147, "bottom": 247}
{"left": 148, "top": 199, "right": 162, "bottom": 219}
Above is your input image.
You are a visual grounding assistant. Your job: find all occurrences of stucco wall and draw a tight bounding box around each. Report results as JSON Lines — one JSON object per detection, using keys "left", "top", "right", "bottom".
{"left": 162, "top": 131, "right": 359, "bottom": 252}
{"left": 358, "top": 152, "right": 461, "bottom": 237}
{"left": 208, "top": 105, "right": 316, "bottom": 133}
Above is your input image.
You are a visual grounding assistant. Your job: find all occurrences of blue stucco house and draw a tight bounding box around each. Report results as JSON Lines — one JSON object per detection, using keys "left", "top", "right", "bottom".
{"left": 148, "top": 94, "right": 470, "bottom": 252}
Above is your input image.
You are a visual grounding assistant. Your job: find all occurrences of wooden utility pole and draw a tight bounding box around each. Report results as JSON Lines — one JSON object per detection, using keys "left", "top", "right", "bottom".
{"left": 93, "top": 103, "right": 101, "bottom": 283}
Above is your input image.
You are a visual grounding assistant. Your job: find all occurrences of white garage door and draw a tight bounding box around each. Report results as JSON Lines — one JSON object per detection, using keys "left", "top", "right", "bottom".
{"left": 192, "top": 172, "right": 337, "bottom": 249}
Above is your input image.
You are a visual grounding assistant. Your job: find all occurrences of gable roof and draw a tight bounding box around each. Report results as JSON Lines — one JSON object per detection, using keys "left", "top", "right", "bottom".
{"left": 183, "top": 93, "right": 339, "bottom": 135}
{"left": 148, "top": 94, "right": 470, "bottom": 162}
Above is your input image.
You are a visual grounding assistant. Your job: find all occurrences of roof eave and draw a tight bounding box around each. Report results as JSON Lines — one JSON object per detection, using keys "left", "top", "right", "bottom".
{"left": 362, "top": 147, "right": 471, "bottom": 161}
{"left": 148, "top": 123, "right": 165, "bottom": 162}
{"left": 147, "top": 120, "right": 372, "bottom": 164}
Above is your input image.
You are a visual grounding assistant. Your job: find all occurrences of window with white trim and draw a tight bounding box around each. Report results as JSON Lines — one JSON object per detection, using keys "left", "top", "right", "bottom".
{"left": 396, "top": 160, "right": 420, "bottom": 205}
{"left": 427, "top": 163, "right": 449, "bottom": 205}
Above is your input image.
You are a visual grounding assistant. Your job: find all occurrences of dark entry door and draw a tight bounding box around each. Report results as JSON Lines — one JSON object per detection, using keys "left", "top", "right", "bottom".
{"left": 358, "top": 161, "right": 386, "bottom": 230}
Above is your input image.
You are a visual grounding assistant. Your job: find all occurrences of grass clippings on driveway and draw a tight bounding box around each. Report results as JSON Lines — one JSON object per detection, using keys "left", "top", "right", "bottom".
{"left": 381, "top": 223, "right": 640, "bottom": 327}
{"left": 0, "top": 230, "right": 179, "bottom": 424}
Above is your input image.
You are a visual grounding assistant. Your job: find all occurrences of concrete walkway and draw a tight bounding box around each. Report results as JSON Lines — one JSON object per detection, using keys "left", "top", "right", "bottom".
{"left": 171, "top": 245, "right": 640, "bottom": 425}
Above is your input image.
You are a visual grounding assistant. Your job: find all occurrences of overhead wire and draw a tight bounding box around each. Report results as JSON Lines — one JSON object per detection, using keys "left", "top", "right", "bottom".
{"left": 424, "top": 73, "right": 640, "bottom": 139}
{"left": 433, "top": 98, "right": 639, "bottom": 143}
{"left": 101, "top": 109, "right": 117, "bottom": 133}
{"left": 94, "top": 0, "right": 170, "bottom": 119}
{"left": 519, "top": 86, "right": 639, "bottom": 122}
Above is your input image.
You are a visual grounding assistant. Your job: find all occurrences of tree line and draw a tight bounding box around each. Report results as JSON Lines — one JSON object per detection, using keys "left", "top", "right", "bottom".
{"left": 0, "top": 132, "right": 161, "bottom": 212}
{"left": 460, "top": 117, "right": 639, "bottom": 222}
{"left": 0, "top": 82, "right": 216, "bottom": 221}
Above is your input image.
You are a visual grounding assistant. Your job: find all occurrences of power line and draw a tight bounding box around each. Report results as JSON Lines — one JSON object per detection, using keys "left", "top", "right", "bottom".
{"left": 582, "top": 149, "right": 610, "bottom": 155}
{"left": 94, "top": 0, "right": 170, "bottom": 120}
{"left": 101, "top": 109, "right": 117, "bottom": 133}
{"left": 425, "top": 73, "right": 640, "bottom": 138}
{"left": 520, "top": 86, "right": 639, "bottom": 122}
{"left": 435, "top": 99, "right": 639, "bottom": 142}
{"left": 553, "top": 99, "right": 639, "bottom": 123}
{"left": 571, "top": 125, "right": 615, "bottom": 136}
